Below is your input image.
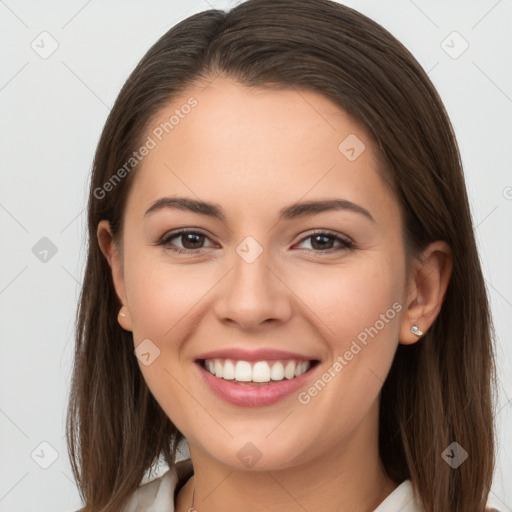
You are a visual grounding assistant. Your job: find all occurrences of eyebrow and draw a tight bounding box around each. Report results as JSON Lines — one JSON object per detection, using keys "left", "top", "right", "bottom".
{"left": 144, "top": 196, "right": 375, "bottom": 223}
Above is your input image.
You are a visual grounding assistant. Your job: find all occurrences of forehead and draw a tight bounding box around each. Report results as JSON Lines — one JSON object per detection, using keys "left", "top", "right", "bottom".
{"left": 124, "top": 77, "right": 397, "bottom": 224}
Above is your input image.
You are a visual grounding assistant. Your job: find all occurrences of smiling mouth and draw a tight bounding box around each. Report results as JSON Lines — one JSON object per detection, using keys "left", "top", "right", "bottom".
{"left": 197, "top": 358, "right": 320, "bottom": 385}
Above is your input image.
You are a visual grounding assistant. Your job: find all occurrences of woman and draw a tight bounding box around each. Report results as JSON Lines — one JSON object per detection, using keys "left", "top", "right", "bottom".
{"left": 66, "top": 1, "right": 500, "bottom": 510}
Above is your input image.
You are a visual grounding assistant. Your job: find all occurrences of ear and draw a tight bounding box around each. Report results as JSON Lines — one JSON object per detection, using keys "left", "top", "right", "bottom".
{"left": 97, "top": 220, "right": 132, "bottom": 331}
{"left": 399, "top": 241, "right": 453, "bottom": 345}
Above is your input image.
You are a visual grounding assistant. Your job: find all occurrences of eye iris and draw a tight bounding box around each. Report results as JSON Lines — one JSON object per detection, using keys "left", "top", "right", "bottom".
{"left": 311, "top": 235, "right": 333, "bottom": 250}
{"left": 182, "top": 233, "right": 204, "bottom": 249}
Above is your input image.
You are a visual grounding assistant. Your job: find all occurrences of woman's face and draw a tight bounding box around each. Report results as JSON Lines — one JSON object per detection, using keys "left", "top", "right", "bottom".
{"left": 103, "top": 78, "right": 415, "bottom": 471}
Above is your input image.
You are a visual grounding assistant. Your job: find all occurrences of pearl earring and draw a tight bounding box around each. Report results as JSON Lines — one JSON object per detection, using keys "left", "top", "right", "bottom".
{"left": 118, "top": 306, "right": 129, "bottom": 321}
{"left": 117, "top": 306, "right": 132, "bottom": 332}
{"left": 411, "top": 325, "right": 423, "bottom": 337}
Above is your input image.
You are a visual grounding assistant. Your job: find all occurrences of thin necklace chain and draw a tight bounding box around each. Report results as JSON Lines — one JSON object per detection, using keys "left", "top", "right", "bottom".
{"left": 188, "top": 479, "right": 196, "bottom": 512}
{"left": 187, "top": 475, "right": 393, "bottom": 511}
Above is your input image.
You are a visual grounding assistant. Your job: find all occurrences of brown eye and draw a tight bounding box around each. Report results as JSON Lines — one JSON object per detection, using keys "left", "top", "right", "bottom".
{"left": 158, "top": 230, "right": 214, "bottom": 253}
{"left": 310, "top": 234, "right": 335, "bottom": 250}
{"left": 177, "top": 232, "right": 205, "bottom": 249}
{"left": 296, "top": 231, "right": 354, "bottom": 253}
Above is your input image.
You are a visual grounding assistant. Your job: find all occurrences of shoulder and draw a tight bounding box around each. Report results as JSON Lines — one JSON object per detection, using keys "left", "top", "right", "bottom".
{"left": 120, "top": 469, "right": 176, "bottom": 512}
{"left": 374, "top": 480, "right": 423, "bottom": 511}
{"left": 120, "top": 459, "right": 194, "bottom": 512}
{"left": 373, "top": 480, "right": 505, "bottom": 512}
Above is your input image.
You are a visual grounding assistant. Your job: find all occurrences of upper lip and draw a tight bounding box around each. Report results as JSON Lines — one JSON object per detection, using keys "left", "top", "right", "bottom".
{"left": 195, "top": 348, "right": 318, "bottom": 362}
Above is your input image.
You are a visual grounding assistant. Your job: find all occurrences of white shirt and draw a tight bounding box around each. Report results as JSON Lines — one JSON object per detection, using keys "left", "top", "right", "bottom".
{"left": 121, "top": 465, "right": 422, "bottom": 512}
{"left": 121, "top": 464, "right": 502, "bottom": 512}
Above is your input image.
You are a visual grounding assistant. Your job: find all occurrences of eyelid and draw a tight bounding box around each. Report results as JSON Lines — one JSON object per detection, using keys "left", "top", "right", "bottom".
{"left": 295, "top": 228, "right": 353, "bottom": 245}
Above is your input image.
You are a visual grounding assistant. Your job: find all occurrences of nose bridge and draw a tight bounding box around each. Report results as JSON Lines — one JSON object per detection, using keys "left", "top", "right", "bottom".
{"left": 214, "top": 235, "right": 292, "bottom": 328}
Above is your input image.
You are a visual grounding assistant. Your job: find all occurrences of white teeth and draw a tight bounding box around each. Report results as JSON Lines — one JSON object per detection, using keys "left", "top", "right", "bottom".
{"left": 270, "top": 361, "right": 285, "bottom": 381}
{"left": 284, "top": 361, "right": 296, "bottom": 380}
{"left": 223, "top": 359, "right": 235, "bottom": 380}
{"left": 214, "top": 360, "right": 223, "bottom": 378}
{"left": 252, "top": 361, "right": 271, "bottom": 382}
{"left": 294, "top": 361, "right": 309, "bottom": 377}
{"left": 234, "top": 361, "right": 252, "bottom": 382}
{"left": 203, "top": 358, "right": 312, "bottom": 383}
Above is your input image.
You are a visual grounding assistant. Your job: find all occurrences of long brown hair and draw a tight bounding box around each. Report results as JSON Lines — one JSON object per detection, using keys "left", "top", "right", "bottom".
{"left": 66, "top": 1, "right": 497, "bottom": 510}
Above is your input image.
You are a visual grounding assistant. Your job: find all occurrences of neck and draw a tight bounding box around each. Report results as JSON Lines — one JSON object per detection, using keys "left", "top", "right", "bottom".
{"left": 175, "top": 407, "right": 398, "bottom": 512}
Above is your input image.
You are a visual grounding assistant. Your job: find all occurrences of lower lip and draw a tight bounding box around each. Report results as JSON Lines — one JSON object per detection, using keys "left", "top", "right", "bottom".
{"left": 196, "top": 362, "right": 318, "bottom": 407}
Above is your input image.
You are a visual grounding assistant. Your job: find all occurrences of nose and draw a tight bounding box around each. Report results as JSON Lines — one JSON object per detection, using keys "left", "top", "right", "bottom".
{"left": 213, "top": 245, "right": 293, "bottom": 331}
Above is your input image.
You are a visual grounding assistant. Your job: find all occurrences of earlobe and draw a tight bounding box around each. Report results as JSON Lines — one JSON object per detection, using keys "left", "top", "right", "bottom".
{"left": 117, "top": 305, "right": 133, "bottom": 332}
{"left": 399, "top": 241, "right": 453, "bottom": 345}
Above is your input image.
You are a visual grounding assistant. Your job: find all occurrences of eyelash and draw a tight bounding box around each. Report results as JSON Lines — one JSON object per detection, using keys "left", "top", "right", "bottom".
{"left": 156, "top": 229, "right": 355, "bottom": 255}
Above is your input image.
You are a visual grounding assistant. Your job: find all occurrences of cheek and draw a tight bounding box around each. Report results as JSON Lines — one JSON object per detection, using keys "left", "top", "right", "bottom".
{"left": 287, "top": 258, "right": 404, "bottom": 441}
{"left": 124, "top": 260, "right": 216, "bottom": 432}
{"left": 124, "top": 250, "right": 218, "bottom": 341}
{"left": 341, "top": 267, "right": 402, "bottom": 350}
{"left": 289, "top": 255, "right": 404, "bottom": 350}
{"left": 287, "top": 254, "right": 405, "bottom": 426}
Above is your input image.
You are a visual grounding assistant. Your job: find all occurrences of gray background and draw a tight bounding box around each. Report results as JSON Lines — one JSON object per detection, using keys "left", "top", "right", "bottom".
{"left": 0, "top": 1, "right": 511, "bottom": 510}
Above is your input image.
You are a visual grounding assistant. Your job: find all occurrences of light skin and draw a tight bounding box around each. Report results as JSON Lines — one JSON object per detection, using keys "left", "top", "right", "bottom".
{"left": 98, "top": 77, "right": 452, "bottom": 512}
